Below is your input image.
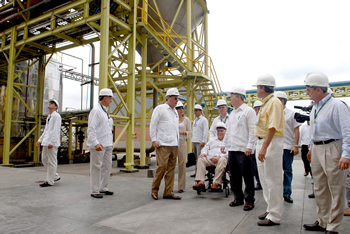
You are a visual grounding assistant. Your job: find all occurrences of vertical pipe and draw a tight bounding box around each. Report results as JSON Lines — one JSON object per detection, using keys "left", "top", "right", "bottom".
{"left": 204, "top": 9, "right": 209, "bottom": 76}
{"left": 99, "top": 0, "right": 110, "bottom": 89}
{"left": 186, "top": 0, "right": 192, "bottom": 69}
{"left": 140, "top": 33, "right": 147, "bottom": 166}
{"left": 3, "top": 27, "right": 17, "bottom": 165}
{"left": 186, "top": 80, "right": 193, "bottom": 154}
{"left": 90, "top": 43, "right": 95, "bottom": 109}
{"left": 68, "top": 121, "right": 73, "bottom": 162}
{"left": 125, "top": 0, "right": 136, "bottom": 171}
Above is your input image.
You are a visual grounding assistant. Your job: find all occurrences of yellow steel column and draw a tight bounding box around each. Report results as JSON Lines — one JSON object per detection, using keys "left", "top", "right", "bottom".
{"left": 186, "top": 80, "right": 193, "bottom": 154}
{"left": 204, "top": 9, "right": 209, "bottom": 76}
{"left": 122, "top": 0, "right": 138, "bottom": 172}
{"left": 186, "top": 0, "right": 192, "bottom": 69}
{"left": 34, "top": 55, "right": 45, "bottom": 164}
{"left": 68, "top": 121, "right": 73, "bottom": 163}
{"left": 2, "top": 27, "right": 17, "bottom": 165}
{"left": 99, "top": 0, "right": 110, "bottom": 89}
{"left": 138, "top": 33, "right": 148, "bottom": 168}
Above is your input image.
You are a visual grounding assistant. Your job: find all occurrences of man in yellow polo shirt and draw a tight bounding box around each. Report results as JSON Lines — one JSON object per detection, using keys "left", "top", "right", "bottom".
{"left": 253, "top": 74, "right": 285, "bottom": 226}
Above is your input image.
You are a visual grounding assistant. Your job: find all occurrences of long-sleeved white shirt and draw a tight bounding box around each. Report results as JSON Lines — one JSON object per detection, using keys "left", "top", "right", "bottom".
{"left": 150, "top": 103, "right": 179, "bottom": 146}
{"left": 309, "top": 93, "right": 350, "bottom": 159}
{"left": 201, "top": 137, "right": 228, "bottom": 159}
{"left": 192, "top": 115, "right": 208, "bottom": 143}
{"left": 87, "top": 104, "right": 113, "bottom": 148}
{"left": 209, "top": 113, "right": 229, "bottom": 140}
{"left": 299, "top": 122, "right": 311, "bottom": 146}
{"left": 39, "top": 111, "right": 61, "bottom": 147}
{"left": 223, "top": 103, "right": 256, "bottom": 152}
{"left": 283, "top": 107, "right": 301, "bottom": 150}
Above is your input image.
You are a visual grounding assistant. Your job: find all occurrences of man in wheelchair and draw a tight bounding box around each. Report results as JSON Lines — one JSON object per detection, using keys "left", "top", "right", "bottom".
{"left": 193, "top": 122, "right": 228, "bottom": 190}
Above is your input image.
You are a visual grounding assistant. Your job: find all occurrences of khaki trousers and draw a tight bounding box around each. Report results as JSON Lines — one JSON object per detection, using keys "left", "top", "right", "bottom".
{"left": 311, "top": 140, "right": 347, "bottom": 232}
{"left": 256, "top": 137, "right": 284, "bottom": 223}
{"left": 195, "top": 157, "right": 227, "bottom": 185}
{"left": 177, "top": 139, "right": 187, "bottom": 191}
{"left": 152, "top": 146, "right": 178, "bottom": 196}
{"left": 41, "top": 146, "right": 60, "bottom": 185}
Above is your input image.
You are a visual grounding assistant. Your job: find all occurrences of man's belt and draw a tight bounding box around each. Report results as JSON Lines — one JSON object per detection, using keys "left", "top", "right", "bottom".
{"left": 258, "top": 137, "right": 264, "bottom": 140}
{"left": 313, "top": 139, "right": 336, "bottom": 145}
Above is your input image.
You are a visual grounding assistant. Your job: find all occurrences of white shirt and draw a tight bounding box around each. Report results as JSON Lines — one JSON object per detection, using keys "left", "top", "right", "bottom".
{"left": 299, "top": 122, "right": 311, "bottom": 146}
{"left": 209, "top": 113, "right": 229, "bottom": 140}
{"left": 87, "top": 104, "right": 114, "bottom": 148}
{"left": 223, "top": 103, "right": 256, "bottom": 152}
{"left": 283, "top": 107, "right": 301, "bottom": 150}
{"left": 192, "top": 115, "right": 209, "bottom": 143}
{"left": 201, "top": 137, "right": 228, "bottom": 159}
{"left": 150, "top": 103, "right": 179, "bottom": 146}
{"left": 310, "top": 93, "right": 350, "bottom": 159}
{"left": 39, "top": 111, "right": 61, "bottom": 147}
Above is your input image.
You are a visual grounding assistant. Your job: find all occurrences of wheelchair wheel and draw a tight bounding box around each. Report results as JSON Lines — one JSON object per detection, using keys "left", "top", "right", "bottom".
{"left": 225, "top": 187, "right": 229, "bottom": 197}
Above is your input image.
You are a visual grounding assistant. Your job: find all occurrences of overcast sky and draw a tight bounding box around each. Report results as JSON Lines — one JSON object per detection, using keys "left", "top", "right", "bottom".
{"left": 59, "top": 0, "right": 350, "bottom": 110}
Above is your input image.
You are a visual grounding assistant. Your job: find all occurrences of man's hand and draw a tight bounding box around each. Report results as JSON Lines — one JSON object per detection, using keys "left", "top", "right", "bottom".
{"left": 179, "top": 131, "right": 187, "bottom": 135}
{"left": 152, "top": 141, "right": 160, "bottom": 148}
{"left": 307, "top": 151, "right": 311, "bottom": 162}
{"left": 212, "top": 156, "right": 220, "bottom": 164}
{"left": 200, "top": 142, "right": 205, "bottom": 148}
{"left": 48, "top": 144, "right": 53, "bottom": 149}
{"left": 198, "top": 153, "right": 207, "bottom": 158}
{"left": 95, "top": 144, "right": 103, "bottom": 151}
{"left": 220, "top": 146, "right": 226, "bottom": 154}
{"left": 290, "top": 146, "right": 299, "bottom": 156}
{"left": 339, "top": 157, "right": 350, "bottom": 170}
{"left": 36, "top": 141, "right": 41, "bottom": 147}
{"left": 258, "top": 147, "right": 267, "bottom": 162}
{"left": 245, "top": 148, "right": 252, "bottom": 156}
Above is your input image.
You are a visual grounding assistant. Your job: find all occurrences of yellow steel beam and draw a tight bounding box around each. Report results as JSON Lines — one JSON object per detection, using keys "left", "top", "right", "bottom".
{"left": 114, "top": 0, "right": 132, "bottom": 12}
{"left": 55, "top": 32, "right": 82, "bottom": 46}
{"left": 9, "top": 126, "right": 37, "bottom": 156}
{"left": 99, "top": 0, "right": 110, "bottom": 89}
{"left": 140, "top": 33, "right": 147, "bottom": 166}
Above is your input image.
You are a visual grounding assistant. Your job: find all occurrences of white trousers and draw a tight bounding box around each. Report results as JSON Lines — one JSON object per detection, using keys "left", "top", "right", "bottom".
{"left": 256, "top": 137, "right": 283, "bottom": 223}
{"left": 41, "top": 146, "right": 60, "bottom": 185}
{"left": 311, "top": 140, "right": 347, "bottom": 232}
{"left": 90, "top": 146, "right": 112, "bottom": 194}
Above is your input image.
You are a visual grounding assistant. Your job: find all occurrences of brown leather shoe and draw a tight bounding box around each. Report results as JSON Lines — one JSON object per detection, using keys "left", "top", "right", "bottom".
{"left": 163, "top": 194, "right": 182, "bottom": 200}
{"left": 243, "top": 204, "right": 254, "bottom": 211}
{"left": 257, "top": 219, "right": 280, "bottom": 226}
{"left": 344, "top": 208, "right": 350, "bottom": 216}
{"left": 229, "top": 200, "right": 244, "bottom": 207}
{"left": 258, "top": 212, "right": 269, "bottom": 220}
{"left": 151, "top": 192, "right": 158, "bottom": 200}
{"left": 193, "top": 182, "right": 205, "bottom": 190}
{"left": 211, "top": 183, "right": 218, "bottom": 190}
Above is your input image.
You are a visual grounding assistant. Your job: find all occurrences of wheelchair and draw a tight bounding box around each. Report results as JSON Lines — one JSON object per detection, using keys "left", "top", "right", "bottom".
{"left": 194, "top": 165, "right": 230, "bottom": 197}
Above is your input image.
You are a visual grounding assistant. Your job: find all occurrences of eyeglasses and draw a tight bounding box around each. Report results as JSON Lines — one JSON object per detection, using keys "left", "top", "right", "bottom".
{"left": 170, "top": 96, "right": 178, "bottom": 100}
{"left": 49, "top": 101, "right": 56, "bottom": 105}
{"left": 194, "top": 109, "right": 201, "bottom": 112}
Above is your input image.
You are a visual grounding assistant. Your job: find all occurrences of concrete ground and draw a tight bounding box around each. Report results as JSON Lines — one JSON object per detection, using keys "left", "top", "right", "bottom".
{"left": 0, "top": 155, "right": 349, "bottom": 234}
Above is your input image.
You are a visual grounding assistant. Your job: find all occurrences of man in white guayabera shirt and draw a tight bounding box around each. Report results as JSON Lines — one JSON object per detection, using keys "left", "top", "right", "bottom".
{"left": 209, "top": 99, "right": 228, "bottom": 140}
{"left": 36, "top": 99, "right": 62, "bottom": 187}
{"left": 150, "top": 88, "right": 182, "bottom": 201}
{"left": 87, "top": 88, "right": 114, "bottom": 199}
{"left": 303, "top": 72, "right": 350, "bottom": 234}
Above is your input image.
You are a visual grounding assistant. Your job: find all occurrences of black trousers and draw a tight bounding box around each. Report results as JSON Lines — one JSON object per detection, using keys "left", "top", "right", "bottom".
{"left": 301, "top": 145, "right": 312, "bottom": 175}
{"left": 251, "top": 153, "right": 261, "bottom": 185}
{"left": 228, "top": 151, "right": 255, "bottom": 205}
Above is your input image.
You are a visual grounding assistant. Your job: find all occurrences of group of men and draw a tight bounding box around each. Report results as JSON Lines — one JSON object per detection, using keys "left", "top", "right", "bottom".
{"left": 36, "top": 72, "right": 350, "bottom": 232}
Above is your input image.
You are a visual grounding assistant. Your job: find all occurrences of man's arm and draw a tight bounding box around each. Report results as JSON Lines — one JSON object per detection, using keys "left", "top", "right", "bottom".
{"left": 258, "top": 128, "right": 276, "bottom": 162}
{"left": 291, "top": 126, "right": 300, "bottom": 155}
{"left": 201, "top": 118, "right": 209, "bottom": 147}
{"left": 150, "top": 106, "right": 161, "bottom": 148}
{"left": 245, "top": 109, "right": 256, "bottom": 156}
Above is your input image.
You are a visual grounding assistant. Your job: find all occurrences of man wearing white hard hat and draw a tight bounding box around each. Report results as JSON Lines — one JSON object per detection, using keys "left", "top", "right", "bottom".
{"left": 253, "top": 100, "right": 262, "bottom": 115}
{"left": 150, "top": 88, "right": 182, "bottom": 200}
{"left": 303, "top": 72, "right": 350, "bottom": 233}
{"left": 209, "top": 99, "right": 228, "bottom": 140}
{"left": 254, "top": 74, "right": 285, "bottom": 226}
{"left": 252, "top": 100, "right": 262, "bottom": 190}
{"left": 36, "top": 99, "right": 62, "bottom": 187}
{"left": 193, "top": 122, "right": 228, "bottom": 190}
{"left": 87, "top": 88, "right": 114, "bottom": 198}
{"left": 275, "top": 91, "right": 301, "bottom": 204}
{"left": 190, "top": 103, "right": 208, "bottom": 177}
{"left": 221, "top": 86, "right": 256, "bottom": 211}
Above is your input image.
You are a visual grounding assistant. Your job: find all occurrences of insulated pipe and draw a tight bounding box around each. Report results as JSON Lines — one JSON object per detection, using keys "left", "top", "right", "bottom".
{"left": 89, "top": 43, "right": 95, "bottom": 109}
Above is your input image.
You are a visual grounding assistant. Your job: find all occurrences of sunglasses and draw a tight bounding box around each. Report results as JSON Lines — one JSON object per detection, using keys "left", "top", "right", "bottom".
{"left": 49, "top": 101, "right": 57, "bottom": 106}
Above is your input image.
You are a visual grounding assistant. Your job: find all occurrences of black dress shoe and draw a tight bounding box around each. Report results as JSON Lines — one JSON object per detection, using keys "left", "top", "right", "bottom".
{"left": 308, "top": 193, "right": 315, "bottom": 198}
{"left": 54, "top": 177, "right": 61, "bottom": 182}
{"left": 229, "top": 200, "right": 244, "bottom": 207}
{"left": 284, "top": 195, "right": 293, "bottom": 203}
{"left": 257, "top": 219, "right": 280, "bottom": 226}
{"left": 100, "top": 190, "right": 114, "bottom": 195}
{"left": 303, "top": 221, "right": 326, "bottom": 231}
{"left": 91, "top": 194, "right": 103, "bottom": 198}
{"left": 325, "top": 231, "right": 338, "bottom": 234}
{"left": 258, "top": 212, "right": 269, "bottom": 220}
{"left": 255, "top": 183, "right": 262, "bottom": 190}
{"left": 40, "top": 182, "right": 53, "bottom": 187}
{"left": 190, "top": 174, "right": 196, "bottom": 177}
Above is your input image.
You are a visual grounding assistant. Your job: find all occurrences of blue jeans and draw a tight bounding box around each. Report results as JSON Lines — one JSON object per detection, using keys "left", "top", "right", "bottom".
{"left": 283, "top": 149, "right": 294, "bottom": 197}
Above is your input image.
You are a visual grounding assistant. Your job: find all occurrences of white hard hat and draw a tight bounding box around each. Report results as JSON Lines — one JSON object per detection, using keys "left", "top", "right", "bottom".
{"left": 176, "top": 101, "right": 184, "bottom": 108}
{"left": 230, "top": 86, "right": 246, "bottom": 96}
{"left": 275, "top": 91, "right": 288, "bottom": 100}
{"left": 194, "top": 104, "right": 202, "bottom": 110}
{"left": 253, "top": 74, "right": 276, "bottom": 87}
{"left": 327, "top": 87, "right": 333, "bottom": 94}
{"left": 99, "top": 88, "right": 113, "bottom": 96}
{"left": 48, "top": 99, "right": 59, "bottom": 108}
{"left": 253, "top": 100, "right": 262, "bottom": 108}
{"left": 216, "top": 99, "right": 227, "bottom": 107}
{"left": 216, "top": 122, "right": 227, "bottom": 130}
{"left": 304, "top": 72, "right": 329, "bottom": 88}
{"left": 166, "top": 88, "right": 180, "bottom": 96}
